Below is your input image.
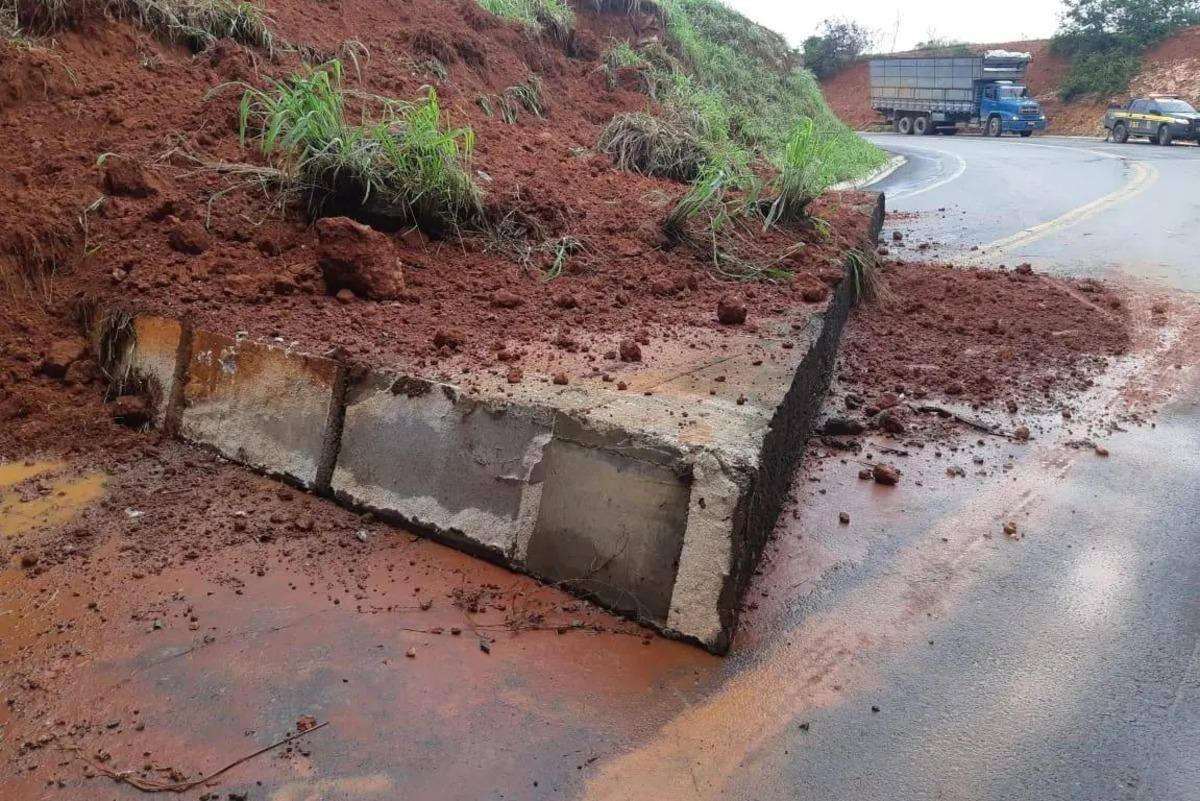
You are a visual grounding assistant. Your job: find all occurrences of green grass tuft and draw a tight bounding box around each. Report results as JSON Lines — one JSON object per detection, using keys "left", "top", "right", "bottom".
{"left": 474, "top": 0, "right": 574, "bottom": 39}
{"left": 627, "top": 0, "right": 884, "bottom": 188}
{"left": 229, "top": 60, "right": 482, "bottom": 231}
{"left": 763, "top": 118, "right": 830, "bottom": 229}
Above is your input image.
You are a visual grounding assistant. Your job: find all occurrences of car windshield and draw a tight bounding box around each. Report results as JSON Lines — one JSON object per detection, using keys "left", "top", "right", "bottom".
{"left": 997, "top": 86, "right": 1028, "bottom": 99}
{"left": 1157, "top": 99, "right": 1197, "bottom": 114}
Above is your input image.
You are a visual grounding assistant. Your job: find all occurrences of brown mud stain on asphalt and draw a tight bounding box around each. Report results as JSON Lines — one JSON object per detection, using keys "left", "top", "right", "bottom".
{"left": 582, "top": 436, "right": 1082, "bottom": 801}
{"left": 0, "top": 451, "right": 716, "bottom": 799}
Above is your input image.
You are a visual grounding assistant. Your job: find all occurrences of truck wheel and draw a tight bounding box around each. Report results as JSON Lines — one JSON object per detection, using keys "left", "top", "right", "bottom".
{"left": 897, "top": 116, "right": 914, "bottom": 135}
{"left": 913, "top": 115, "right": 931, "bottom": 136}
{"left": 986, "top": 116, "right": 1003, "bottom": 137}
{"left": 1019, "top": 131, "right": 1033, "bottom": 138}
{"left": 1158, "top": 125, "right": 1173, "bottom": 146}
{"left": 1113, "top": 122, "right": 1129, "bottom": 144}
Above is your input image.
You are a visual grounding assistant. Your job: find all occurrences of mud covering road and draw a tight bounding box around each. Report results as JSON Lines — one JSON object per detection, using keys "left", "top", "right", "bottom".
{"left": 5, "top": 135, "right": 1200, "bottom": 800}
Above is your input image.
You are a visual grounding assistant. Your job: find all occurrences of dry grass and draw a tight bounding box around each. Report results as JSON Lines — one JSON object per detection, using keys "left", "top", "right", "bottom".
{"left": 597, "top": 111, "right": 705, "bottom": 182}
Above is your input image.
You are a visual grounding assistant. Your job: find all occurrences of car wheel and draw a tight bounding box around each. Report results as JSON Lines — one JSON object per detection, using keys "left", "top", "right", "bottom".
{"left": 1158, "top": 125, "right": 1173, "bottom": 146}
{"left": 1113, "top": 122, "right": 1129, "bottom": 144}
{"left": 913, "top": 115, "right": 931, "bottom": 136}
{"left": 987, "top": 116, "right": 1003, "bottom": 137}
{"left": 1019, "top": 131, "right": 1033, "bottom": 137}
{"left": 897, "top": 116, "right": 914, "bottom": 135}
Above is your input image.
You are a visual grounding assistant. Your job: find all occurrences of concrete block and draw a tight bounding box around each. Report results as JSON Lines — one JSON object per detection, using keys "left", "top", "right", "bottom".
{"left": 524, "top": 414, "right": 692, "bottom": 624}
{"left": 125, "top": 315, "right": 187, "bottom": 429}
{"left": 180, "top": 331, "right": 345, "bottom": 489}
{"left": 331, "top": 373, "right": 554, "bottom": 558}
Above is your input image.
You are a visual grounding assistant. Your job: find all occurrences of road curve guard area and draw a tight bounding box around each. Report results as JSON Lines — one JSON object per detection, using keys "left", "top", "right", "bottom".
{"left": 92, "top": 195, "right": 885, "bottom": 653}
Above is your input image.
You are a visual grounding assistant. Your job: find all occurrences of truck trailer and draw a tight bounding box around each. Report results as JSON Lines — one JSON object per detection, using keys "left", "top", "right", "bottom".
{"left": 869, "top": 50, "right": 1048, "bottom": 137}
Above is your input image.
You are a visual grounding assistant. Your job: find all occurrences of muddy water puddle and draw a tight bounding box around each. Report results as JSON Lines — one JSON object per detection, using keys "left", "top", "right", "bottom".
{"left": 0, "top": 460, "right": 107, "bottom": 539}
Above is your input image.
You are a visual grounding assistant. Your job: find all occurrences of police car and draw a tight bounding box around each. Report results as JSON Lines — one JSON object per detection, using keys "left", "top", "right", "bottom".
{"left": 1103, "top": 95, "right": 1200, "bottom": 145}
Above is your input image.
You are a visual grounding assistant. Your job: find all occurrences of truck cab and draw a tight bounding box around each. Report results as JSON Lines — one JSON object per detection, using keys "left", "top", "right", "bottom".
{"left": 979, "top": 81, "right": 1046, "bottom": 137}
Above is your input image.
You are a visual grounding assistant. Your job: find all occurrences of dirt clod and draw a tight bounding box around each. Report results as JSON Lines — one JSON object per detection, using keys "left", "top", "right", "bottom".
{"left": 618, "top": 339, "right": 642, "bottom": 362}
{"left": 39, "top": 337, "right": 89, "bottom": 379}
{"left": 168, "top": 221, "right": 211, "bottom": 255}
{"left": 432, "top": 328, "right": 465, "bottom": 350}
{"left": 872, "top": 464, "right": 900, "bottom": 485}
{"left": 316, "top": 217, "right": 405, "bottom": 301}
{"left": 717, "top": 296, "right": 748, "bottom": 325}
{"left": 103, "top": 157, "right": 158, "bottom": 197}
{"left": 110, "top": 395, "right": 150, "bottom": 427}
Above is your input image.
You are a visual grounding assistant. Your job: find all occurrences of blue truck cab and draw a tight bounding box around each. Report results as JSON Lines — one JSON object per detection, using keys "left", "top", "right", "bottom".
{"left": 869, "top": 51, "right": 1048, "bottom": 137}
{"left": 979, "top": 81, "right": 1047, "bottom": 136}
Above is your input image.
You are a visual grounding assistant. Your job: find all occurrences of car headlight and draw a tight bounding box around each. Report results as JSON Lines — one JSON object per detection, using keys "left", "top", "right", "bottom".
{"left": 1172, "top": 117, "right": 1190, "bottom": 125}
{"left": 1012, "top": 115, "right": 1019, "bottom": 120}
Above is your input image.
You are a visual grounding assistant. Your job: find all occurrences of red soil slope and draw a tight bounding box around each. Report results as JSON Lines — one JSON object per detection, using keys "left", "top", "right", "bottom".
{"left": 0, "top": 1, "right": 868, "bottom": 384}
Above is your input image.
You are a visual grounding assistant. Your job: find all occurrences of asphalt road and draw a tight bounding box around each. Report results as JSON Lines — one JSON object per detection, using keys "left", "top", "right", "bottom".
{"left": 868, "top": 133, "right": 1200, "bottom": 290}
{"left": 582, "top": 135, "right": 1200, "bottom": 800}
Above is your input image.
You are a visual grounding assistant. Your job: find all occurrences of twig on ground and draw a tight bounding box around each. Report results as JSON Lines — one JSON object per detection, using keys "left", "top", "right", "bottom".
{"left": 65, "top": 721, "right": 329, "bottom": 793}
{"left": 905, "top": 403, "right": 1014, "bottom": 439}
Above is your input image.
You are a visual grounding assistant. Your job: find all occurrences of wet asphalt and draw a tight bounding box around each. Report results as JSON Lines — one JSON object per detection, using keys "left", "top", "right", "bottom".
{"left": 722, "top": 133, "right": 1200, "bottom": 801}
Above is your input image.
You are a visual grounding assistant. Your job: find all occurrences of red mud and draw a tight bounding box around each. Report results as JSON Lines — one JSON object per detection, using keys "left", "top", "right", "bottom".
{"left": 836, "top": 261, "right": 1131, "bottom": 413}
{"left": 0, "top": 1, "right": 872, "bottom": 414}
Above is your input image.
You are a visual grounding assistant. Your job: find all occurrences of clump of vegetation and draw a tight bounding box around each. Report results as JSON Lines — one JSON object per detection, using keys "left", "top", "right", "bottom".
{"left": 474, "top": 0, "right": 574, "bottom": 40}
{"left": 604, "top": 0, "right": 884, "bottom": 190}
{"left": 597, "top": 111, "right": 705, "bottom": 181}
{"left": 763, "top": 119, "right": 829, "bottom": 229}
{"left": 591, "top": 0, "right": 881, "bottom": 278}
{"left": 1052, "top": 0, "right": 1200, "bottom": 100}
{"left": 230, "top": 60, "right": 482, "bottom": 231}
{"left": 504, "top": 75, "right": 546, "bottom": 117}
{"left": 911, "top": 36, "right": 971, "bottom": 56}
{"left": 478, "top": 75, "right": 546, "bottom": 124}
{"left": 4, "top": 0, "right": 274, "bottom": 50}
{"left": 802, "top": 17, "right": 876, "bottom": 79}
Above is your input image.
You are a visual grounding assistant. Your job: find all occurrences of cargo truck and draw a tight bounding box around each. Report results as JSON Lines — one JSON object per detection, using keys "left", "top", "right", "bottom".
{"left": 869, "top": 50, "right": 1048, "bottom": 137}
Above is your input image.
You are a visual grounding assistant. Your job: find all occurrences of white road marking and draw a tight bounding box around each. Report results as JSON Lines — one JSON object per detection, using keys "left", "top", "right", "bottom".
{"left": 871, "top": 135, "right": 1162, "bottom": 256}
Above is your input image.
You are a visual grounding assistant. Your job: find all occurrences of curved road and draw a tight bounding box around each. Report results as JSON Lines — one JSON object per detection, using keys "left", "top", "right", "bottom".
{"left": 581, "top": 135, "right": 1200, "bottom": 801}
{"left": 869, "top": 133, "right": 1200, "bottom": 290}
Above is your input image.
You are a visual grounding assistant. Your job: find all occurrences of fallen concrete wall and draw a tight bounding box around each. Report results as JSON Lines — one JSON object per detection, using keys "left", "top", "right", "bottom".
{"left": 103, "top": 193, "right": 883, "bottom": 653}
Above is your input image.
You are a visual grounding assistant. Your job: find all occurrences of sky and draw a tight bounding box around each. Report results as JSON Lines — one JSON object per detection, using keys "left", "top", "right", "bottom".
{"left": 721, "top": 0, "right": 1064, "bottom": 52}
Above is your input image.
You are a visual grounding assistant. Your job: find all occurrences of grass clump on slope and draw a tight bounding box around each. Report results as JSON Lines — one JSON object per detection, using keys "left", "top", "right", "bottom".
{"left": 475, "top": 0, "right": 574, "bottom": 39}
{"left": 4, "top": 0, "right": 274, "bottom": 50}
{"left": 231, "top": 59, "right": 482, "bottom": 231}
{"left": 654, "top": 0, "right": 884, "bottom": 188}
